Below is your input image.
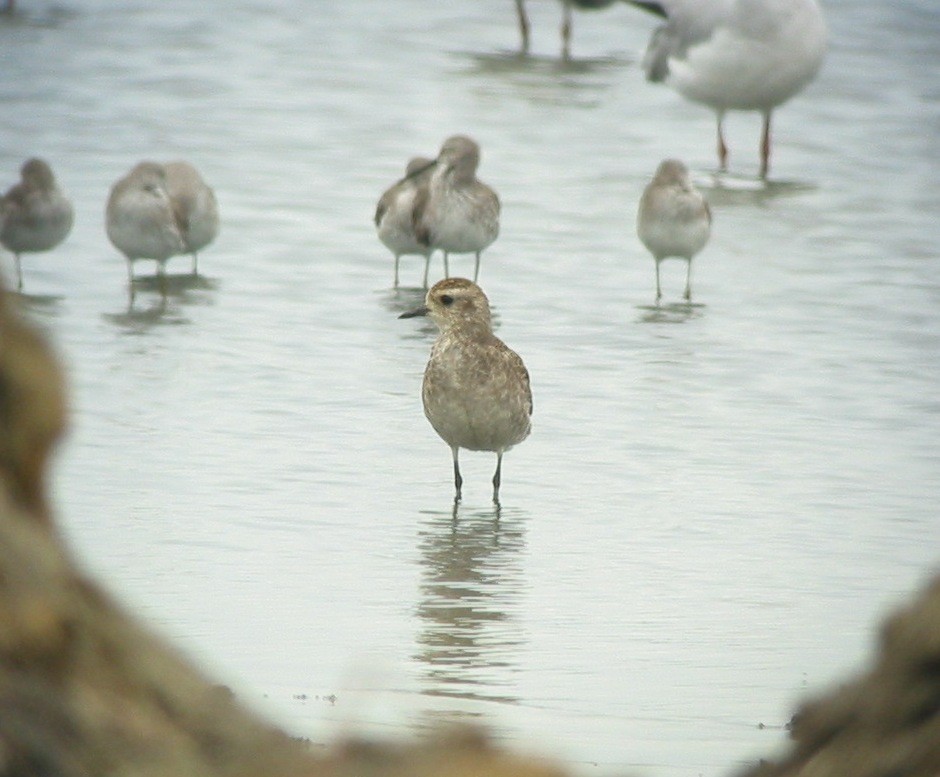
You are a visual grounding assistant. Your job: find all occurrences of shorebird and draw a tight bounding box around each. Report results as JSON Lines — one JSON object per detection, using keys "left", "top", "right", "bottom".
{"left": 514, "top": 0, "right": 621, "bottom": 60}
{"left": 637, "top": 159, "right": 711, "bottom": 302}
{"left": 106, "top": 162, "right": 185, "bottom": 285}
{"left": 375, "top": 156, "right": 435, "bottom": 288}
{"left": 399, "top": 278, "right": 532, "bottom": 504}
{"left": 413, "top": 136, "right": 500, "bottom": 284}
{"left": 162, "top": 161, "right": 219, "bottom": 275}
{"left": 626, "top": 0, "right": 827, "bottom": 178}
{"left": 0, "top": 158, "right": 74, "bottom": 291}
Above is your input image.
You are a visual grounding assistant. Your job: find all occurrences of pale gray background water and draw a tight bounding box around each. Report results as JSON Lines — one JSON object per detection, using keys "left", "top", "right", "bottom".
{"left": 2, "top": 0, "right": 938, "bottom": 774}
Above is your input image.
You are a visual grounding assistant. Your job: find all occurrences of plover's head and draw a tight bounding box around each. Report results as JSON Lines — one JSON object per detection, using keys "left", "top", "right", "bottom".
{"left": 399, "top": 277, "right": 492, "bottom": 331}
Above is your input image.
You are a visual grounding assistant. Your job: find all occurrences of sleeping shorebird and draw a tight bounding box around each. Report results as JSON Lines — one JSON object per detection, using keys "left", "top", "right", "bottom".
{"left": 106, "top": 162, "right": 185, "bottom": 286}
{"left": 162, "top": 160, "right": 219, "bottom": 275}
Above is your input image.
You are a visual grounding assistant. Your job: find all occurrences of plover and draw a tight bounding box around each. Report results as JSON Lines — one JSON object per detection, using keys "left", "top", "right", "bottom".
{"left": 400, "top": 278, "right": 532, "bottom": 504}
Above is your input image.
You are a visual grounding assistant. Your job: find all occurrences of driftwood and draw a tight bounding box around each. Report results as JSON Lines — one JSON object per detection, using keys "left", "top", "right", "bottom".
{"left": 1, "top": 285, "right": 938, "bottom": 777}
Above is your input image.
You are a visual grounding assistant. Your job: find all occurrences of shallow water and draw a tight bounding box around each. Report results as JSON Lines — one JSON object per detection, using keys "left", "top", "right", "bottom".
{"left": 2, "top": 0, "right": 939, "bottom": 774}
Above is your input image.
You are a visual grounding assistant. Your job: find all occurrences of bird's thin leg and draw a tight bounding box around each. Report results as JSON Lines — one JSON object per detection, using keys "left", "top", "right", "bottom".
{"left": 473, "top": 251, "right": 481, "bottom": 283}
{"left": 684, "top": 259, "right": 692, "bottom": 301}
{"left": 192, "top": 252, "right": 199, "bottom": 275}
{"left": 14, "top": 254, "right": 23, "bottom": 291}
{"left": 561, "top": 2, "right": 573, "bottom": 61}
{"left": 759, "top": 110, "right": 772, "bottom": 180}
{"left": 422, "top": 253, "right": 430, "bottom": 289}
{"left": 157, "top": 261, "right": 167, "bottom": 296}
{"left": 452, "top": 447, "right": 463, "bottom": 503}
{"left": 655, "top": 258, "right": 663, "bottom": 304}
{"left": 716, "top": 111, "right": 729, "bottom": 172}
{"left": 443, "top": 252, "right": 450, "bottom": 278}
{"left": 394, "top": 254, "right": 400, "bottom": 288}
{"left": 514, "top": 0, "right": 530, "bottom": 55}
{"left": 492, "top": 452, "right": 503, "bottom": 504}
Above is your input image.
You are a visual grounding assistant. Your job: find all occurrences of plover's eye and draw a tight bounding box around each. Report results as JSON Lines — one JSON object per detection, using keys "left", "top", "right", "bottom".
{"left": 440, "top": 294, "right": 455, "bottom": 307}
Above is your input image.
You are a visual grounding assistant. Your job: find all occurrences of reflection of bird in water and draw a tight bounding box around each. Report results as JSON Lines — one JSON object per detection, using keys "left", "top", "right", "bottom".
{"left": 0, "top": 283, "right": 68, "bottom": 524}
{"left": 162, "top": 161, "right": 219, "bottom": 275}
{"left": 375, "top": 156, "right": 436, "bottom": 288}
{"left": 400, "top": 278, "right": 532, "bottom": 505}
{"left": 1, "top": 158, "right": 74, "bottom": 291}
{"left": 514, "top": 0, "right": 621, "bottom": 61}
{"left": 637, "top": 159, "right": 711, "bottom": 302}
{"left": 626, "top": 0, "right": 827, "bottom": 178}
{"left": 414, "top": 509, "right": 526, "bottom": 705}
{"left": 412, "top": 136, "right": 500, "bottom": 285}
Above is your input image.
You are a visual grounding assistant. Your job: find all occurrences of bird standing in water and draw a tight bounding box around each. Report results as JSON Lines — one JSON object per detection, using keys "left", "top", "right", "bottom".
{"left": 627, "top": 0, "right": 827, "bottom": 178}
{"left": 400, "top": 278, "right": 532, "bottom": 505}
{"left": 412, "top": 136, "right": 500, "bottom": 284}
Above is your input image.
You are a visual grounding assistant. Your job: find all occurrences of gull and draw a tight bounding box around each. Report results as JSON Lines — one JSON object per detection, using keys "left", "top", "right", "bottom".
{"left": 106, "top": 162, "right": 185, "bottom": 285}
{"left": 0, "top": 158, "right": 74, "bottom": 291}
{"left": 637, "top": 159, "right": 711, "bottom": 302}
{"left": 514, "top": 0, "right": 622, "bottom": 61}
{"left": 412, "top": 136, "right": 500, "bottom": 284}
{"left": 627, "top": 0, "right": 827, "bottom": 178}
{"left": 375, "top": 156, "right": 435, "bottom": 288}
{"left": 399, "top": 278, "right": 532, "bottom": 504}
{"left": 162, "top": 161, "right": 219, "bottom": 275}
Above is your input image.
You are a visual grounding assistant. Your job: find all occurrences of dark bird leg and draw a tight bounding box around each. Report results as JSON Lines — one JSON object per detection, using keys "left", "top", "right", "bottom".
{"left": 452, "top": 446, "right": 463, "bottom": 503}
{"left": 716, "top": 111, "right": 729, "bottom": 172}
{"left": 14, "top": 253, "right": 23, "bottom": 292}
{"left": 515, "top": 0, "right": 530, "bottom": 55}
{"left": 561, "top": 2, "right": 573, "bottom": 61}
{"left": 655, "top": 258, "right": 663, "bottom": 304}
{"left": 492, "top": 452, "right": 503, "bottom": 504}
{"left": 759, "top": 110, "right": 772, "bottom": 180}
